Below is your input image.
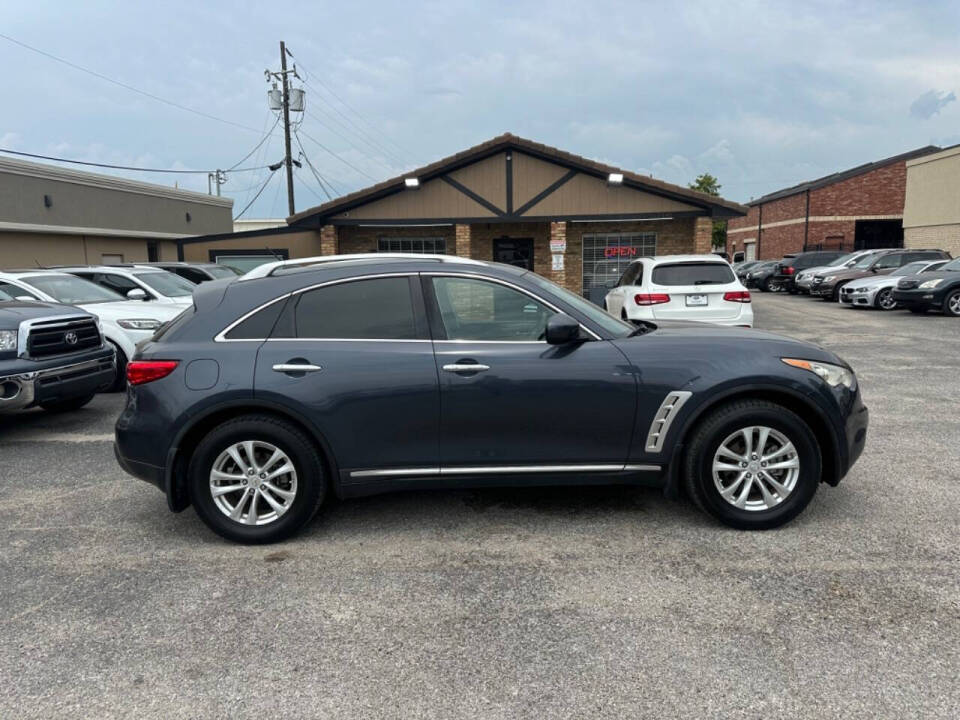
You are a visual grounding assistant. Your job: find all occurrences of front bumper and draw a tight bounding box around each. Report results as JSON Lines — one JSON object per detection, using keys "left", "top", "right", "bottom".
{"left": 892, "top": 288, "right": 944, "bottom": 310}
{"left": 839, "top": 286, "right": 879, "bottom": 306}
{"left": 810, "top": 281, "right": 839, "bottom": 298}
{"left": 843, "top": 394, "right": 869, "bottom": 480}
{"left": 0, "top": 350, "right": 115, "bottom": 412}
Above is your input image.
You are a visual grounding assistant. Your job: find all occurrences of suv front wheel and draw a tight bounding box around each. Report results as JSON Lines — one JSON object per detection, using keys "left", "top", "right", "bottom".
{"left": 683, "top": 400, "right": 821, "bottom": 529}
{"left": 188, "top": 415, "right": 326, "bottom": 543}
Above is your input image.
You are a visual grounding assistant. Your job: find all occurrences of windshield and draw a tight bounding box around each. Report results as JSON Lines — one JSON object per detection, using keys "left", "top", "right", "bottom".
{"left": 892, "top": 262, "right": 929, "bottom": 277}
{"left": 829, "top": 252, "right": 863, "bottom": 266}
{"left": 852, "top": 254, "right": 881, "bottom": 269}
{"left": 524, "top": 272, "right": 634, "bottom": 338}
{"left": 939, "top": 258, "right": 960, "bottom": 272}
{"left": 206, "top": 265, "right": 242, "bottom": 279}
{"left": 134, "top": 271, "right": 196, "bottom": 297}
{"left": 24, "top": 274, "right": 124, "bottom": 304}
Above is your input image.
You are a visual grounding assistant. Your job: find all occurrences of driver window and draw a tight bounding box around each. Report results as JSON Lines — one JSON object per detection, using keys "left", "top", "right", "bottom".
{"left": 873, "top": 255, "right": 901, "bottom": 269}
{"left": 431, "top": 276, "right": 554, "bottom": 341}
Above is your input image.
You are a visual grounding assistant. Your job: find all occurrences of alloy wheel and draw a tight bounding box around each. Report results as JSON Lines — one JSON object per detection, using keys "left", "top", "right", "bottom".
{"left": 947, "top": 292, "right": 960, "bottom": 316}
{"left": 209, "top": 440, "right": 298, "bottom": 526}
{"left": 712, "top": 426, "right": 800, "bottom": 511}
{"left": 877, "top": 288, "right": 897, "bottom": 310}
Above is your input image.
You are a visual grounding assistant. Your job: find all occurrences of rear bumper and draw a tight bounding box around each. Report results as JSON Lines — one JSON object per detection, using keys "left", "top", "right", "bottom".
{"left": 0, "top": 349, "right": 115, "bottom": 412}
{"left": 114, "top": 443, "right": 165, "bottom": 490}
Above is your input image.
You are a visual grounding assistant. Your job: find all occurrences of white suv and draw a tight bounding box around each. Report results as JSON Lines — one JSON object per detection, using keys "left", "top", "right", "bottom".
{"left": 0, "top": 270, "right": 184, "bottom": 388}
{"left": 55, "top": 265, "right": 196, "bottom": 305}
{"left": 603, "top": 254, "right": 754, "bottom": 327}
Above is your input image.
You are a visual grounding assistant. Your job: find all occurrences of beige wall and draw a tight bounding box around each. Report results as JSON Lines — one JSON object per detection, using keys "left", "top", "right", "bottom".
{"left": 0, "top": 231, "right": 169, "bottom": 267}
{"left": 905, "top": 225, "right": 960, "bottom": 257}
{"left": 182, "top": 230, "right": 324, "bottom": 262}
{"left": 903, "top": 147, "right": 960, "bottom": 256}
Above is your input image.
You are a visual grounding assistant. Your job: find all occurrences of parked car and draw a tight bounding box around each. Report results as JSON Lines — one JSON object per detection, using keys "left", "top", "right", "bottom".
{"left": 141, "top": 262, "right": 243, "bottom": 284}
{"left": 55, "top": 265, "right": 197, "bottom": 306}
{"left": 0, "top": 271, "right": 183, "bottom": 390}
{"left": 810, "top": 249, "right": 952, "bottom": 301}
{"left": 773, "top": 251, "right": 846, "bottom": 293}
{"left": 840, "top": 260, "right": 949, "bottom": 310}
{"left": 794, "top": 250, "right": 881, "bottom": 294}
{"left": 115, "top": 253, "right": 868, "bottom": 542}
{"left": 0, "top": 299, "right": 115, "bottom": 413}
{"left": 603, "top": 254, "right": 753, "bottom": 327}
{"left": 891, "top": 256, "right": 960, "bottom": 316}
{"left": 743, "top": 261, "right": 781, "bottom": 291}
{"left": 733, "top": 260, "right": 763, "bottom": 279}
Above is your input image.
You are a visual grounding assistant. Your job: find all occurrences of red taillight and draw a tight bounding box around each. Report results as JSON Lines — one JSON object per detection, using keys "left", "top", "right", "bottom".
{"left": 723, "top": 291, "right": 752, "bottom": 303}
{"left": 126, "top": 360, "right": 179, "bottom": 386}
{"left": 783, "top": 266, "right": 795, "bottom": 275}
{"left": 635, "top": 293, "right": 671, "bottom": 306}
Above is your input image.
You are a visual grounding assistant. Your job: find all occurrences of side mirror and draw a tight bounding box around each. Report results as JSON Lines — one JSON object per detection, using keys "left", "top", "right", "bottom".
{"left": 545, "top": 313, "right": 581, "bottom": 345}
{"left": 126, "top": 288, "right": 148, "bottom": 301}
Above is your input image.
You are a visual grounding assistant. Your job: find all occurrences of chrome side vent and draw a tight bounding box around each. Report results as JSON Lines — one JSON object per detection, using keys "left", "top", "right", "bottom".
{"left": 645, "top": 391, "right": 693, "bottom": 453}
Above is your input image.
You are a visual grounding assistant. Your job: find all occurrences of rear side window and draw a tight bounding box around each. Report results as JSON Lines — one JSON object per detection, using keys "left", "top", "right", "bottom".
{"left": 178, "top": 268, "right": 209, "bottom": 284}
{"left": 873, "top": 254, "right": 902, "bottom": 269}
{"left": 619, "top": 263, "right": 642, "bottom": 286}
{"left": 295, "top": 277, "right": 417, "bottom": 339}
{"left": 224, "top": 299, "right": 286, "bottom": 340}
{"left": 652, "top": 263, "right": 735, "bottom": 286}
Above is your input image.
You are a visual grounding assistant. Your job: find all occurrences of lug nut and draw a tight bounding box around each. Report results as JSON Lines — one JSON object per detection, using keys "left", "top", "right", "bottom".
{"left": 740, "top": 461, "right": 748, "bottom": 468}
{"left": 761, "top": 461, "right": 767, "bottom": 467}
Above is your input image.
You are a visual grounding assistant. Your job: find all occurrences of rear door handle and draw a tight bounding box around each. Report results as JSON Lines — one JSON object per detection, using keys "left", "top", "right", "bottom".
{"left": 442, "top": 363, "right": 490, "bottom": 373}
{"left": 273, "top": 363, "right": 322, "bottom": 373}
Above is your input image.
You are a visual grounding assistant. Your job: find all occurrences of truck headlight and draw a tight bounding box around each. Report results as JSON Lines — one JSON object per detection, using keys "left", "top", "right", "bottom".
{"left": 117, "top": 319, "right": 162, "bottom": 330}
{"left": 0, "top": 330, "right": 16, "bottom": 351}
{"left": 782, "top": 358, "right": 856, "bottom": 389}
{"left": 919, "top": 279, "right": 943, "bottom": 289}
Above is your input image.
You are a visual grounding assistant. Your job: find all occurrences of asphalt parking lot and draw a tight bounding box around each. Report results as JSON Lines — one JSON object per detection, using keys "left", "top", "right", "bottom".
{"left": 2, "top": 294, "right": 958, "bottom": 719}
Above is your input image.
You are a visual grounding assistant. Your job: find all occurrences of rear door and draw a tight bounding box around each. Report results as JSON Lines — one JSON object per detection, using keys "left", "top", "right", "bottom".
{"left": 648, "top": 261, "right": 743, "bottom": 321}
{"left": 252, "top": 274, "right": 440, "bottom": 479}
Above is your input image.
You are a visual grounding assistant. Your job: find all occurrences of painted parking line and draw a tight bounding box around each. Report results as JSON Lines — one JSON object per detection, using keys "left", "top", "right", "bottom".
{"left": 0, "top": 432, "right": 114, "bottom": 444}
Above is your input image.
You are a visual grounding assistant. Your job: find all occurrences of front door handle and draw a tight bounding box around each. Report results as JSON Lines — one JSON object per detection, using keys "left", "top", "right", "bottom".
{"left": 442, "top": 363, "right": 490, "bottom": 373}
{"left": 273, "top": 363, "right": 322, "bottom": 373}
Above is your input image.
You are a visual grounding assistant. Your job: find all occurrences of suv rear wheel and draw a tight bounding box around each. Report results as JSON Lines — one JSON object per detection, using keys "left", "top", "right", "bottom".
{"left": 683, "top": 400, "right": 821, "bottom": 529}
{"left": 188, "top": 415, "right": 326, "bottom": 543}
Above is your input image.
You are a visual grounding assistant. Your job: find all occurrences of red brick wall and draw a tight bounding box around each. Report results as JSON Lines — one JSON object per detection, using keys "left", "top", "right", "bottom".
{"left": 725, "top": 161, "right": 909, "bottom": 260}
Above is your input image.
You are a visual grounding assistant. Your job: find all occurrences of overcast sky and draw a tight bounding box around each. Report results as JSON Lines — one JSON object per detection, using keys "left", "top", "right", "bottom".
{"left": 2, "top": 0, "right": 958, "bottom": 218}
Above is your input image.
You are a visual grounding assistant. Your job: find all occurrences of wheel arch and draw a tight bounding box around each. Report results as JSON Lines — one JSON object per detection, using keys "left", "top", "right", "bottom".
{"left": 665, "top": 385, "right": 841, "bottom": 498}
{"left": 165, "top": 399, "right": 341, "bottom": 512}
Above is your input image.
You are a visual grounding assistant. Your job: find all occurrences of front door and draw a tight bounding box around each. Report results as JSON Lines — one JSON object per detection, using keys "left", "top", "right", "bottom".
{"left": 425, "top": 274, "right": 636, "bottom": 469}
{"left": 253, "top": 275, "right": 439, "bottom": 478}
{"left": 493, "top": 238, "right": 534, "bottom": 270}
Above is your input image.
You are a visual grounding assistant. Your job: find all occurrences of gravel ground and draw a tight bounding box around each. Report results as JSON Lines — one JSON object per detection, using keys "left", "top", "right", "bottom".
{"left": 1, "top": 294, "right": 958, "bottom": 719}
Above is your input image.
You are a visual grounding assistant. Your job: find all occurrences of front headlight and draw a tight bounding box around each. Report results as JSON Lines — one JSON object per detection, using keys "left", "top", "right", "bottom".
{"left": 117, "top": 319, "right": 162, "bottom": 330}
{"left": 0, "top": 330, "right": 17, "bottom": 351}
{"left": 821, "top": 275, "right": 836, "bottom": 283}
{"left": 919, "top": 279, "right": 944, "bottom": 290}
{"left": 782, "top": 358, "right": 856, "bottom": 389}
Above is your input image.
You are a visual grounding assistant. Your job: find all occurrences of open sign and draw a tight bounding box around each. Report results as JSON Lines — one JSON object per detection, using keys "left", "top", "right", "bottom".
{"left": 604, "top": 246, "right": 639, "bottom": 258}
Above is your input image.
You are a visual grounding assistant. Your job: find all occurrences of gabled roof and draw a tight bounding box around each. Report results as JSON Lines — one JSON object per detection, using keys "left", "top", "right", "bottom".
{"left": 287, "top": 132, "right": 747, "bottom": 225}
{"left": 748, "top": 146, "right": 942, "bottom": 206}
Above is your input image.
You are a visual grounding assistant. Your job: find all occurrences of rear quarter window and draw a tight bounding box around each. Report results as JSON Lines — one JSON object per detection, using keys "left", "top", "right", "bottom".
{"left": 651, "top": 263, "right": 735, "bottom": 286}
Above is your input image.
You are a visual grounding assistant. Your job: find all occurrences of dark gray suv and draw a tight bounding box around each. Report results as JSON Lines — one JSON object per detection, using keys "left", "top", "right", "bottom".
{"left": 115, "top": 255, "right": 868, "bottom": 543}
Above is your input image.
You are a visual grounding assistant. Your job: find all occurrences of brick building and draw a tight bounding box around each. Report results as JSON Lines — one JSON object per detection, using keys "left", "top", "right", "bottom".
{"left": 725, "top": 146, "right": 942, "bottom": 262}
{"left": 183, "top": 133, "right": 745, "bottom": 299}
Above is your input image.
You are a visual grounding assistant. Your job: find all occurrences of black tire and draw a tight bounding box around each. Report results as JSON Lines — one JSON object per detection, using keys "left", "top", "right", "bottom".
{"left": 943, "top": 289, "right": 960, "bottom": 317}
{"left": 874, "top": 287, "right": 897, "bottom": 311}
{"left": 762, "top": 278, "right": 775, "bottom": 292}
{"left": 828, "top": 283, "right": 846, "bottom": 302}
{"left": 683, "top": 400, "right": 821, "bottom": 530}
{"left": 188, "top": 415, "right": 326, "bottom": 544}
{"left": 40, "top": 394, "right": 95, "bottom": 413}
{"left": 107, "top": 341, "right": 127, "bottom": 392}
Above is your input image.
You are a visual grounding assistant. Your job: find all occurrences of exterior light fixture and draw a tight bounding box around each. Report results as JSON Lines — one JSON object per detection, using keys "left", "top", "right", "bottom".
{"left": 404, "top": 177, "right": 420, "bottom": 189}
{"left": 607, "top": 173, "right": 624, "bottom": 185}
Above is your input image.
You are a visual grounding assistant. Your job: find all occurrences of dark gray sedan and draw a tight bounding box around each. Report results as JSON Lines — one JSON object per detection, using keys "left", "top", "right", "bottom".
{"left": 115, "top": 254, "right": 868, "bottom": 543}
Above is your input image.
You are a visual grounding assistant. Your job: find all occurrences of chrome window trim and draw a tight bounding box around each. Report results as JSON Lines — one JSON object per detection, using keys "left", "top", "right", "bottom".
{"left": 348, "top": 463, "right": 660, "bottom": 479}
{"left": 423, "top": 272, "right": 602, "bottom": 341}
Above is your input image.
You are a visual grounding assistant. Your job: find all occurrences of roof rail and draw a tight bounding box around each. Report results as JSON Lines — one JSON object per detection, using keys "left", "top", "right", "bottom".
{"left": 238, "top": 253, "right": 483, "bottom": 280}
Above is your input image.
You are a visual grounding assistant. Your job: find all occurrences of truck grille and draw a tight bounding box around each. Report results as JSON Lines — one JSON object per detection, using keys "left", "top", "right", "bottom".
{"left": 27, "top": 317, "right": 101, "bottom": 358}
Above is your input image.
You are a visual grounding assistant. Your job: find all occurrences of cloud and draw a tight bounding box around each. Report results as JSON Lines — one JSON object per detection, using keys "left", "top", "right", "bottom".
{"left": 910, "top": 90, "right": 957, "bottom": 119}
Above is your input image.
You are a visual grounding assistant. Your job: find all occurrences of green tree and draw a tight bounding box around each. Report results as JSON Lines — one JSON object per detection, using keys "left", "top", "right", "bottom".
{"left": 689, "top": 173, "right": 727, "bottom": 250}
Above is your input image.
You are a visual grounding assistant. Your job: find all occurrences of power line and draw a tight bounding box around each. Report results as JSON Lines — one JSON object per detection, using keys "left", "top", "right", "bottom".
{"left": 233, "top": 170, "right": 279, "bottom": 220}
{"left": 285, "top": 49, "right": 415, "bottom": 164}
{"left": 303, "top": 108, "right": 397, "bottom": 173}
{"left": 0, "top": 32, "right": 262, "bottom": 134}
{"left": 227, "top": 114, "right": 282, "bottom": 171}
{"left": 296, "top": 128, "right": 379, "bottom": 182}
{"left": 293, "top": 169, "right": 330, "bottom": 203}
{"left": 0, "top": 147, "right": 267, "bottom": 174}
{"left": 294, "top": 132, "right": 340, "bottom": 199}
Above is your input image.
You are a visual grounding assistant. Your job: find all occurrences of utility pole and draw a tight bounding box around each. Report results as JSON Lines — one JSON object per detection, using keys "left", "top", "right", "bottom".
{"left": 279, "top": 41, "right": 295, "bottom": 215}
{"left": 207, "top": 169, "right": 225, "bottom": 196}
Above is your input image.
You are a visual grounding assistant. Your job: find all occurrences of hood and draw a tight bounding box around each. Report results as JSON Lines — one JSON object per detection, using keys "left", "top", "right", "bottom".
{"left": 847, "top": 274, "right": 896, "bottom": 290}
{"left": 0, "top": 301, "right": 90, "bottom": 329}
{"left": 74, "top": 299, "right": 184, "bottom": 323}
{"left": 900, "top": 270, "right": 960, "bottom": 283}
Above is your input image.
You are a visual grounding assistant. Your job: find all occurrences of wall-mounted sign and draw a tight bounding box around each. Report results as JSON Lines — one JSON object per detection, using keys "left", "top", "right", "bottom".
{"left": 552, "top": 253, "right": 565, "bottom": 271}
{"left": 550, "top": 238, "right": 566, "bottom": 253}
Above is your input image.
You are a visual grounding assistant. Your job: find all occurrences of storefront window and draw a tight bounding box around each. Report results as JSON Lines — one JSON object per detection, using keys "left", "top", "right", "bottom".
{"left": 582, "top": 233, "right": 657, "bottom": 302}
{"left": 378, "top": 237, "right": 447, "bottom": 254}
